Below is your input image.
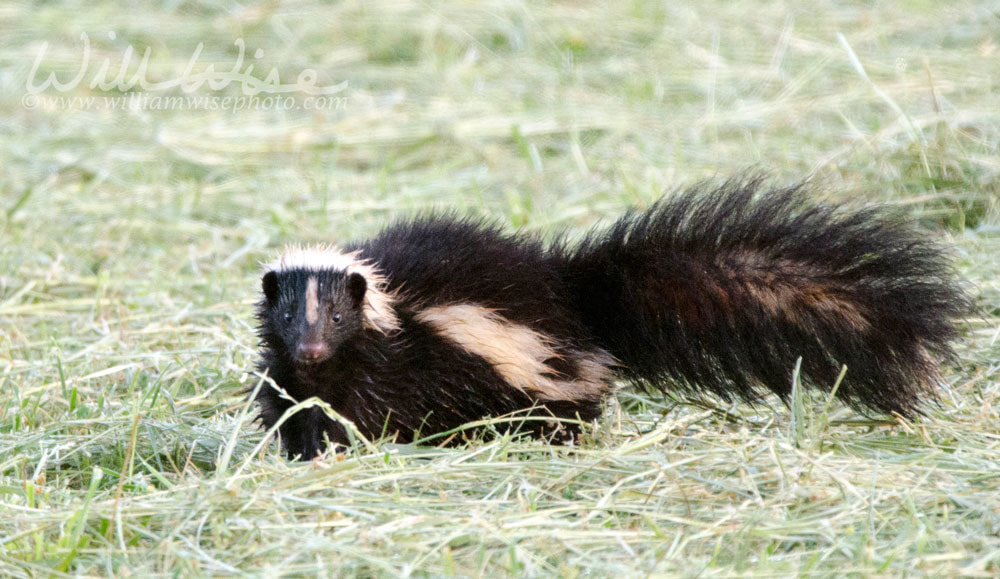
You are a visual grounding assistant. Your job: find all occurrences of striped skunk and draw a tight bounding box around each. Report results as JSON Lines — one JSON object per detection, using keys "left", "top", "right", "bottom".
{"left": 254, "top": 178, "right": 970, "bottom": 460}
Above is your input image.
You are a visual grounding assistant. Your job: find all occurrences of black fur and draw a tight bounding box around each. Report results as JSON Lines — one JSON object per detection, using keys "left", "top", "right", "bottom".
{"left": 255, "top": 178, "right": 970, "bottom": 459}
{"left": 559, "top": 178, "right": 970, "bottom": 415}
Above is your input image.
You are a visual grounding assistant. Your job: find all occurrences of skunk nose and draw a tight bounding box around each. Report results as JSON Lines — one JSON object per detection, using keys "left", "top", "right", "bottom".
{"left": 296, "top": 342, "right": 329, "bottom": 363}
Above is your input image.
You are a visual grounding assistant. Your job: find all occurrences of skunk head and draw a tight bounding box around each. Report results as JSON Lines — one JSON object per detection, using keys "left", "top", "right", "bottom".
{"left": 258, "top": 246, "right": 399, "bottom": 367}
{"left": 261, "top": 268, "right": 367, "bottom": 366}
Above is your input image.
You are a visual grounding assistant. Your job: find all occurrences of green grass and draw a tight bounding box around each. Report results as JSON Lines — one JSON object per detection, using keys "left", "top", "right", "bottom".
{"left": 2, "top": 0, "right": 999, "bottom": 576}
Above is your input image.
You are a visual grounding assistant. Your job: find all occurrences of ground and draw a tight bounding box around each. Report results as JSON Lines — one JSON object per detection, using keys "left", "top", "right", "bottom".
{"left": 1, "top": 1, "right": 999, "bottom": 576}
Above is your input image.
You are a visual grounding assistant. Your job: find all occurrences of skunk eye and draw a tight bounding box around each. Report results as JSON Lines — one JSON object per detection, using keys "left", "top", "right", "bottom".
{"left": 331, "top": 312, "right": 342, "bottom": 323}
{"left": 283, "top": 312, "right": 294, "bottom": 322}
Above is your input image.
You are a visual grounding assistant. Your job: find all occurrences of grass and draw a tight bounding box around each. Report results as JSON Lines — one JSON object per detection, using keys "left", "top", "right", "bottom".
{"left": 2, "top": 0, "right": 999, "bottom": 576}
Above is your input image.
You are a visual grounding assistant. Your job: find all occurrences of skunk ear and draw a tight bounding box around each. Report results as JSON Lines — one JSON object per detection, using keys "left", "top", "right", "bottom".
{"left": 262, "top": 271, "right": 280, "bottom": 304}
{"left": 346, "top": 272, "right": 367, "bottom": 307}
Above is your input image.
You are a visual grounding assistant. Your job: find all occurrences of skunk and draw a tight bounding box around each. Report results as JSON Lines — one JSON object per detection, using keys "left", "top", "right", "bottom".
{"left": 254, "top": 178, "right": 970, "bottom": 460}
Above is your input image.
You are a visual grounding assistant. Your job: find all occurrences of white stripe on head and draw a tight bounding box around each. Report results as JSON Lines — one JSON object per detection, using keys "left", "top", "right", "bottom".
{"left": 266, "top": 245, "right": 362, "bottom": 272}
{"left": 265, "top": 245, "right": 400, "bottom": 333}
{"left": 305, "top": 277, "right": 319, "bottom": 324}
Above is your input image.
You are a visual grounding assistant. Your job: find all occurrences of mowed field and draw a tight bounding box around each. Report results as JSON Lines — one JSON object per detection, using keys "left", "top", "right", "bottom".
{"left": 1, "top": 1, "right": 999, "bottom": 576}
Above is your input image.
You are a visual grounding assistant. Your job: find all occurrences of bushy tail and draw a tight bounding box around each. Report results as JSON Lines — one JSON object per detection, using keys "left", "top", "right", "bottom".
{"left": 559, "top": 178, "right": 971, "bottom": 415}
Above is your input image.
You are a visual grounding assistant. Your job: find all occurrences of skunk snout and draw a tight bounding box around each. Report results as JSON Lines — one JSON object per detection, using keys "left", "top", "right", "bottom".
{"left": 296, "top": 341, "right": 330, "bottom": 364}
